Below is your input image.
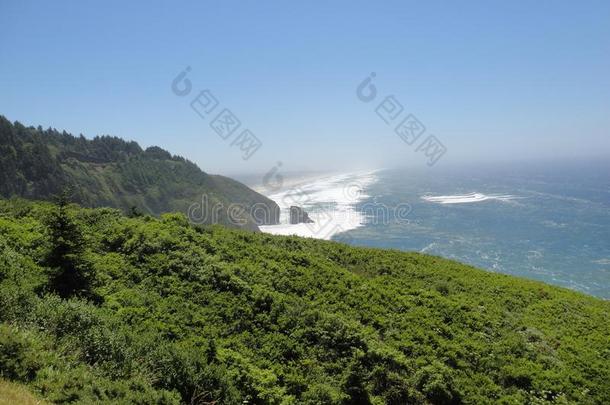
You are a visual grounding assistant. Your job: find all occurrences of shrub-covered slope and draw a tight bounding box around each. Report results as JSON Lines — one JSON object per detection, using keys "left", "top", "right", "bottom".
{"left": 0, "top": 116, "right": 278, "bottom": 229}
{"left": 0, "top": 199, "right": 608, "bottom": 404}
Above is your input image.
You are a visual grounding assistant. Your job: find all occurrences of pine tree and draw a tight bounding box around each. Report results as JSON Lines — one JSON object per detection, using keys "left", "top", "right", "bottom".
{"left": 342, "top": 358, "right": 372, "bottom": 405}
{"left": 128, "top": 205, "right": 143, "bottom": 218}
{"left": 44, "top": 189, "right": 91, "bottom": 298}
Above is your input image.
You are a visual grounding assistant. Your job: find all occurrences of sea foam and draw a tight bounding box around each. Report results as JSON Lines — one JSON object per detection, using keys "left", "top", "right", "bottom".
{"left": 259, "top": 170, "right": 378, "bottom": 240}
{"left": 421, "top": 192, "right": 520, "bottom": 204}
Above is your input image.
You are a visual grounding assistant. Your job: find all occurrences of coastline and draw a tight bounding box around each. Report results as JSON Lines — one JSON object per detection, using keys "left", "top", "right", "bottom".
{"left": 258, "top": 170, "right": 380, "bottom": 240}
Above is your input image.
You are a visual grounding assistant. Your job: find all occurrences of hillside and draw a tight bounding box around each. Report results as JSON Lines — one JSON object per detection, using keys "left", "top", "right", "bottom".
{"left": 0, "top": 198, "right": 608, "bottom": 404}
{"left": 0, "top": 379, "right": 48, "bottom": 405}
{"left": 0, "top": 116, "right": 279, "bottom": 230}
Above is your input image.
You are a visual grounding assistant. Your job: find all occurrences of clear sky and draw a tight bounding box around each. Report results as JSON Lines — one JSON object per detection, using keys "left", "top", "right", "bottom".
{"left": 1, "top": 0, "right": 609, "bottom": 175}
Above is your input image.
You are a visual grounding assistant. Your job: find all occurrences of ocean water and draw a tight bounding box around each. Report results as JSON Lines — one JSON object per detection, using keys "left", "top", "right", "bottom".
{"left": 258, "top": 160, "right": 610, "bottom": 299}
{"left": 258, "top": 171, "right": 378, "bottom": 239}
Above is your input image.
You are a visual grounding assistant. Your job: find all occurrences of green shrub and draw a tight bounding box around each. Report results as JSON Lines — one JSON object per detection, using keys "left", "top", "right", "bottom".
{"left": 0, "top": 324, "right": 42, "bottom": 382}
{"left": 0, "top": 199, "right": 608, "bottom": 404}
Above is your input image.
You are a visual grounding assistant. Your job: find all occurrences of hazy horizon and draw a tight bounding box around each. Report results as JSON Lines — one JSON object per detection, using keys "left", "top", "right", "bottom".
{"left": 1, "top": 0, "right": 609, "bottom": 175}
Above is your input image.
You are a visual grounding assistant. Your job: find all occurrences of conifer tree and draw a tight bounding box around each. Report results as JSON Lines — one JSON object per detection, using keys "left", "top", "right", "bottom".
{"left": 44, "top": 189, "right": 91, "bottom": 298}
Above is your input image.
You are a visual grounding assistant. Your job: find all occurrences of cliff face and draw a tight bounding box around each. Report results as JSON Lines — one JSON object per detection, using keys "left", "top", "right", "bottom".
{"left": 0, "top": 115, "right": 279, "bottom": 229}
{"left": 289, "top": 205, "right": 314, "bottom": 224}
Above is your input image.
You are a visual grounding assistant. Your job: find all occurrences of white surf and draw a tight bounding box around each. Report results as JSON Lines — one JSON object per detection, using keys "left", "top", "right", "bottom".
{"left": 259, "top": 170, "right": 378, "bottom": 240}
{"left": 421, "top": 192, "right": 520, "bottom": 204}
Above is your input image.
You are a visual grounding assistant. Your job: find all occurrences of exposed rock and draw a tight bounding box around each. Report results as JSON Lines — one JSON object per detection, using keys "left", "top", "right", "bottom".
{"left": 289, "top": 206, "right": 314, "bottom": 224}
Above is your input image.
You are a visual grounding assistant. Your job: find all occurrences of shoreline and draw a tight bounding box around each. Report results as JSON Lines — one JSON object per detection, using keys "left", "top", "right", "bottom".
{"left": 258, "top": 170, "right": 380, "bottom": 240}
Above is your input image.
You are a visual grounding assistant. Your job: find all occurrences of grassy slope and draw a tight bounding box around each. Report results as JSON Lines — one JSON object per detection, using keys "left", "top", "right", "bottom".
{"left": 0, "top": 379, "right": 47, "bottom": 405}
{"left": 0, "top": 199, "right": 608, "bottom": 404}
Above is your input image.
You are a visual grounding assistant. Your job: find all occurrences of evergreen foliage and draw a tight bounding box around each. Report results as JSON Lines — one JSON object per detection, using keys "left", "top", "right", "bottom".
{"left": 0, "top": 116, "right": 278, "bottom": 230}
{"left": 43, "top": 190, "right": 91, "bottom": 298}
{"left": 0, "top": 198, "right": 608, "bottom": 404}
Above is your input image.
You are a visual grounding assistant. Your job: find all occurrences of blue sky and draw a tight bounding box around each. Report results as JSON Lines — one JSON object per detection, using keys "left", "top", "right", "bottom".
{"left": 1, "top": 0, "right": 609, "bottom": 175}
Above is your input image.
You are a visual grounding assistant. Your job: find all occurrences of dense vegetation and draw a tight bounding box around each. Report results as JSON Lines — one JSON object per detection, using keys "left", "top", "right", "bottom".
{"left": 0, "top": 116, "right": 278, "bottom": 230}
{"left": 0, "top": 198, "right": 608, "bottom": 404}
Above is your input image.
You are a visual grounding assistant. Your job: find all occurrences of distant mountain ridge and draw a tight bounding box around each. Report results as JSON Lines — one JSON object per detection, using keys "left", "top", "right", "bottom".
{"left": 0, "top": 115, "right": 279, "bottom": 229}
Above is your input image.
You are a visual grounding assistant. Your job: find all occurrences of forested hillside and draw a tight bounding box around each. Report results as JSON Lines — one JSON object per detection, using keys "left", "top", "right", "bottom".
{"left": 0, "top": 116, "right": 278, "bottom": 230}
{"left": 0, "top": 198, "right": 608, "bottom": 404}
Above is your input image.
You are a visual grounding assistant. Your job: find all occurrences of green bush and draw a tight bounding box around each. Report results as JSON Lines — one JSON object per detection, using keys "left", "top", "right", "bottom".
{"left": 0, "top": 199, "right": 608, "bottom": 404}
{"left": 0, "top": 324, "right": 42, "bottom": 382}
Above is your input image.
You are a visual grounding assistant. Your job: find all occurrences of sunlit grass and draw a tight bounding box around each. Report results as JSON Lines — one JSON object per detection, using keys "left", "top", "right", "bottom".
{"left": 0, "top": 379, "right": 46, "bottom": 405}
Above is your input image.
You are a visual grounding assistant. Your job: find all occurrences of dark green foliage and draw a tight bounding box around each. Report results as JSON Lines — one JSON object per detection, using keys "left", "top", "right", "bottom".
{"left": 0, "top": 116, "right": 279, "bottom": 229}
{"left": 342, "top": 359, "right": 372, "bottom": 404}
{"left": 415, "top": 362, "right": 460, "bottom": 404}
{"left": 0, "top": 198, "right": 608, "bottom": 404}
{"left": 128, "top": 205, "right": 144, "bottom": 218}
{"left": 43, "top": 191, "right": 92, "bottom": 298}
{"left": 0, "top": 324, "right": 43, "bottom": 382}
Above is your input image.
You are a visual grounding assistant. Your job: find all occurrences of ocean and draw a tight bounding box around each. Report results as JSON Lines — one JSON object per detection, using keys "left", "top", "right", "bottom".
{"left": 255, "top": 160, "right": 610, "bottom": 299}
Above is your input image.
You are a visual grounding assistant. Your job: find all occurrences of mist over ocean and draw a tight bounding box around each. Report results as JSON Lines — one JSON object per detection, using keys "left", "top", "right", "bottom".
{"left": 259, "top": 160, "right": 610, "bottom": 298}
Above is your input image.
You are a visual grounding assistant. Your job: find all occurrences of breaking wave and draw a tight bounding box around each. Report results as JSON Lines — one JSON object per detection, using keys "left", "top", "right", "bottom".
{"left": 421, "top": 192, "right": 520, "bottom": 204}
{"left": 259, "top": 170, "right": 379, "bottom": 240}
